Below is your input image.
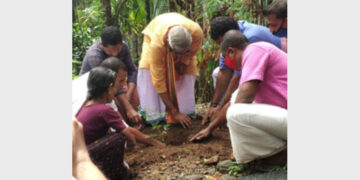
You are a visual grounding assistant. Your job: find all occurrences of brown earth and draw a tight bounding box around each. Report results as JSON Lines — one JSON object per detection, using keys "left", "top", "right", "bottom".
{"left": 124, "top": 104, "right": 235, "bottom": 179}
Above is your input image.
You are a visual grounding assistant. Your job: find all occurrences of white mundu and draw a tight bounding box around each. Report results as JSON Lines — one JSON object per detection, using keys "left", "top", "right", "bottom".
{"left": 227, "top": 89, "right": 287, "bottom": 163}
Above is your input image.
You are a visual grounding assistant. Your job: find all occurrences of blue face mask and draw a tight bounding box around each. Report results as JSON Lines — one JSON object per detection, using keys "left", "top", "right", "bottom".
{"left": 273, "top": 28, "right": 287, "bottom": 38}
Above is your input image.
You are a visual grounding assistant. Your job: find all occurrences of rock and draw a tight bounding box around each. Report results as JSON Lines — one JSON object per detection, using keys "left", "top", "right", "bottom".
{"left": 177, "top": 169, "right": 182, "bottom": 173}
{"left": 202, "top": 175, "right": 218, "bottom": 180}
{"left": 147, "top": 170, "right": 151, "bottom": 174}
{"left": 179, "top": 173, "right": 185, "bottom": 178}
{"left": 216, "top": 160, "right": 237, "bottom": 173}
{"left": 161, "top": 155, "right": 166, "bottom": 159}
{"left": 220, "top": 174, "right": 236, "bottom": 180}
{"left": 195, "top": 161, "right": 201, "bottom": 165}
{"left": 204, "top": 167, "right": 216, "bottom": 175}
{"left": 182, "top": 174, "right": 203, "bottom": 180}
{"left": 203, "top": 155, "right": 219, "bottom": 165}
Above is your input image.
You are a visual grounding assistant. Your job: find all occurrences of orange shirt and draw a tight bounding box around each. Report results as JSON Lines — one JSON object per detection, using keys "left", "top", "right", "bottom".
{"left": 139, "top": 13, "right": 203, "bottom": 93}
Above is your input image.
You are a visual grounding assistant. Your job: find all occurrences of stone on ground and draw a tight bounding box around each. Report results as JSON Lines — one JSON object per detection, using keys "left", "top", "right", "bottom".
{"left": 216, "top": 160, "right": 237, "bottom": 173}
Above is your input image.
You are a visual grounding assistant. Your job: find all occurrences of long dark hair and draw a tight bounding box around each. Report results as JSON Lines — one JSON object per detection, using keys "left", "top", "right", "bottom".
{"left": 86, "top": 67, "right": 117, "bottom": 100}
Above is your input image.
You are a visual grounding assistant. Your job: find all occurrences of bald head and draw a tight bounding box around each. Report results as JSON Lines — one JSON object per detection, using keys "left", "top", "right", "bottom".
{"left": 221, "top": 30, "right": 249, "bottom": 54}
{"left": 168, "top": 25, "right": 192, "bottom": 53}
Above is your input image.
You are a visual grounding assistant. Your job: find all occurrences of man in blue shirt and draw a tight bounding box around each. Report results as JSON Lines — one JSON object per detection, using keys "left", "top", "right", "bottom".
{"left": 203, "top": 16, "right": 287, "bottom": 125}
{"left": 263, "top": 0, "right": 287, "bottom": 38}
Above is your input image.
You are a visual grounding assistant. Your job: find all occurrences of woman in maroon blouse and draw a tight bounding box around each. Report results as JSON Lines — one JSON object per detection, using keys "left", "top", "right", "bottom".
{"left": 76, "top": 66, "right": 165, "bottom": 147}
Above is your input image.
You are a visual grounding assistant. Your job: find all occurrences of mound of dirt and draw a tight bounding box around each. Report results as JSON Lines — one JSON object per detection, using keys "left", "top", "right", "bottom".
{"left": 124, "top": 115, "right": 234, "bottom": 179}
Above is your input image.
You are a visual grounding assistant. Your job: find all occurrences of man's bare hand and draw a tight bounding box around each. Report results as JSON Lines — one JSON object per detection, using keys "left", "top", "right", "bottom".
{"left": 149, "top": 138, "right": 166, "bottom": 147}
{"left": 202, "top": 106, "right": 220, "bottom": 125}
{"left": 172, "top": 112, "right": 192, "bottom": 129}
{"left": 126, "top": 108, "right": 142, "bottom": 124}
{"left": 189, "top": 127, "right": 212, "bottom": 142}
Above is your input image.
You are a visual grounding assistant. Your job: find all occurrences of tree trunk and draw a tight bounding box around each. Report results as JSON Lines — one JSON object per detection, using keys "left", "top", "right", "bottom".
{"left": 72, "top": 0, "right": 77, "bottom": 23}
{"left": 101, "top": 0, "right": 113, "bottom": 26}
{"left": 145, "top": 0, "right": 151, "bottom": 23}
{"left": 202, "top": 0, "right": 209, "bottom": 34}
{"left": 113, "top": 0, "right": 129, "bottom": 27}
{"left": 169, "top": 0, "right": 178, "bottom": 12}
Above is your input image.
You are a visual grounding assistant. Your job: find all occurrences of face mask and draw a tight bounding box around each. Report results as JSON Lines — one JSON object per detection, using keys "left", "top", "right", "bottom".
{"left": 224, "top": 50, "right": 240, "bottom": 71}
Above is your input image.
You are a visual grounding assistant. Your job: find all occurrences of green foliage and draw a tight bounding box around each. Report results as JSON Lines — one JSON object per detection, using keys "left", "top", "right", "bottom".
{"left": 72, "top": 1, "right": 105, "bottom": 77}
{"left": 195, "top": 35, "right": 219, "bottom": 103}
{"left": 270, "top": 163, "right": 287, "bottom": 172}
{"left": 228, "top": 164, "right": 249, "bottom": 177}
{"left": 72, "top": 59, "right": 83, "bottom": 79}
{"left": 151, "top": 0, "right": 169, "bottom": 18}
{"left": 72, "top": 0, "right": 269, "bottom": 101}
{"left": 150, "top": 121, "right": 171, "bottom": 142}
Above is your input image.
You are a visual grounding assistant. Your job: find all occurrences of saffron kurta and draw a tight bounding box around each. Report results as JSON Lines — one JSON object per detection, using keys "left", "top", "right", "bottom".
{"left": 138, "top": 12, "right": 203, "bottom": 94}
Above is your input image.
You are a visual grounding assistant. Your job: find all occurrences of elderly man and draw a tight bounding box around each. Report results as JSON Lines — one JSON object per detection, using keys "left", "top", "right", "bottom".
{"left": 263, "top": 0, "right": 287, "bottom": 38}
{"left": 191, "top": 30, "right": 287, "bottom": 165}
{"left": 137, "top": 13, "right": 203, "bottom": 128}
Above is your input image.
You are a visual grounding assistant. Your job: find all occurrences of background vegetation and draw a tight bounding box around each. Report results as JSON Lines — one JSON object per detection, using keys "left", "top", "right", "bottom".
{"left": 72, "top": 0, "right": 272, "bottom": 103}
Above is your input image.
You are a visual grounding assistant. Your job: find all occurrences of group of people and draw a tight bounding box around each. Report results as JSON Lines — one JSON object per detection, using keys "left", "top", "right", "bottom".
{"left": 72, "top": 0, "right": 288, "bottom": 179}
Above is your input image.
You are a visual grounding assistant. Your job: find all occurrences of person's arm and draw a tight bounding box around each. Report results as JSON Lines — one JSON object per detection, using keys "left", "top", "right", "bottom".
{"left": 201, "top": 80, "right": 258, "bottom": 135}
{"left": 126, "top": 82, "right": 136, "bottom": 101}
{"left": 212, "top": 69, "right": 233, "bottom": 106}
{"left": 72, "top": 120, "right": 107, "bottom": 180}
{"left": 126, "top": 127, "right": 165, "bottom": 147}
{"left": 218, "top": 74, "right": 241, "bottom": 108}
{"left": 190, "top": 80, "right": 259, "bottom": 141}
{"left": 103, "top": 106, "right": 139, "bottom": 141}
{"left": 234, "top": 80, "right": 259, "bottom": 103}
{"left": 190, "top": 102, "right": 230, "bottom": 141}
{"left": 159, "top": 92, "right": 192, "bottom": 129}
{"left": 203, "top": 73, "right": 240, "bottom": 124}
{"left": 121, "top": 43, "right": 138, "bottom": 97}
{"left": 121, "top": 127, "right": 136, "bottom": 145}
{"left": 116, "top": 93, "right": 141, "bottom": 124}
{"left": 202, "top": 68, "right": 233, "bottom": 125}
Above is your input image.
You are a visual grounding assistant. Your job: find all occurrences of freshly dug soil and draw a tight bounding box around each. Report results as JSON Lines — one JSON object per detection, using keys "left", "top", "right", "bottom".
{"left": 124, "top": 107, "right": 234, "bottom": 179}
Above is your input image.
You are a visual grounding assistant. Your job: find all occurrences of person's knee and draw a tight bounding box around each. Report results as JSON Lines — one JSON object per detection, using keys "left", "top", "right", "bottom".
{"left": 226, "top": 104, "right": 250, "bottom": 127}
